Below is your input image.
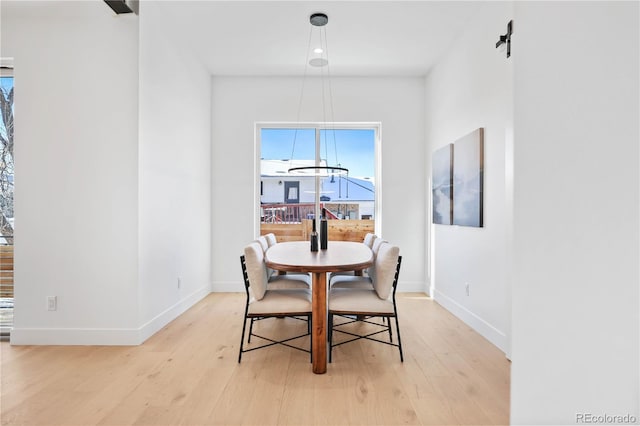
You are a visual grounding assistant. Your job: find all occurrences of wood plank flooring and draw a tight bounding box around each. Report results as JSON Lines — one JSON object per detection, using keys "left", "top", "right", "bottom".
{"left": 0, "top": 293, "right": 510, "bottom": 425}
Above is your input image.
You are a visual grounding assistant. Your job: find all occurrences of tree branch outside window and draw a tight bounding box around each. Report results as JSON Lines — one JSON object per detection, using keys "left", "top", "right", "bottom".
{"left": 0, "top": 76, "right": 14, "bottom": 243}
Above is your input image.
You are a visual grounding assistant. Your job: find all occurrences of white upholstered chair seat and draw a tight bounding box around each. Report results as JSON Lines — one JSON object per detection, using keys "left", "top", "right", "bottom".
{"left": 248, "top": 289, "right": 312, "bottom": 315}
{"left": 329, "top": 288, "right": 394, "bottom": 315}
{"left": 268, "top": 274, "right": 311, "bottom": 289}
{"left": 329, "top": 275, "right": 373, "bottom": 290}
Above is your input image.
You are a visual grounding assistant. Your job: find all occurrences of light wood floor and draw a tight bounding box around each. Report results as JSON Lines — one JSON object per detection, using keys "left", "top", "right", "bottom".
{"left": 1, "top": 293, "right": 510, "bottom": 425}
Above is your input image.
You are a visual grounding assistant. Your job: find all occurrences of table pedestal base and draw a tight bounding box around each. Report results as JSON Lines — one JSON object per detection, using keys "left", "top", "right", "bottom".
{"left": 311, "top": 271, "right": 327, "bottom": 374}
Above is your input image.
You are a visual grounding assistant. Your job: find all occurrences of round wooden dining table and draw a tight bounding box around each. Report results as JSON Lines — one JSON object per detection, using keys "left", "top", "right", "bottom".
{"left": 265, "top": 241, "right": 373, "bottom": 374}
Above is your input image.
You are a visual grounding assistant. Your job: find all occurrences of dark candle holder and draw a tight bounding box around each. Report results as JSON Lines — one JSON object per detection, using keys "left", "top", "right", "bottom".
{"left": 320, "top": 208, "right": 328, "bottom": 250}
{"left": 310, "top": 219, "right": 319, "bottom": 252}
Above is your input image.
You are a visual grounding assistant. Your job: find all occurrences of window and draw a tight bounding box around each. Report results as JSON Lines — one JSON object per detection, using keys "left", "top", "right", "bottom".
{"left": 256, "top": 123, "right": 379, "bottom": 241}
{"left": 0, "top": 65, "right": 14, "bottom": 339}
{"left": 0, "top": 67, "right": 13, "bottom": 240}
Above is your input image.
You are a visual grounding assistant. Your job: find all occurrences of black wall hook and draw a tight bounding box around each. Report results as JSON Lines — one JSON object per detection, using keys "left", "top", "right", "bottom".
{"left": 496, "top": 20, "right": 514, "bottom": 58}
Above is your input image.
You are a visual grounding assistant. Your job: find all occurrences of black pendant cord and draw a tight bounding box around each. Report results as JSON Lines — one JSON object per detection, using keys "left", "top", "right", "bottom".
{"left": 322, "top": 24, "right": 340, "bottom": 168}
{"left": 290, "top": 25, "right": 314, "bottom": 165}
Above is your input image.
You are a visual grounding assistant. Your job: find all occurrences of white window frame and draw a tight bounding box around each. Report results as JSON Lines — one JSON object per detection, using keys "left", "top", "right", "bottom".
{"left": 254, "top": 122, "right": 382, "bottom": 238}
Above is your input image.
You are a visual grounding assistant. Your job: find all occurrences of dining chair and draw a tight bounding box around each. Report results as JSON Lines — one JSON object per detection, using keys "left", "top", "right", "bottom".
{"left": 329, "top": 237, "right": 387, "bottom": 290}
{"left": 329, "top": 233, "right": 379, "bottom": 282}
{"left": 255, "top": 237, "right": 311, "bottom": 288}
{"left": 257, "top": 235, "right": 270, "bottom": 252}
{"left": 238, "top": 242, "right": 312, "bottom": 362}
{"left": 328, "top": 242, "right": 403, "bottom": 362}
{"left": 264, "top": 233, "right": 278, "bottom": 247}
{"left": 256, "top": 235, "right": 277, "bottom": 278}
{"left": 267, "top": 272, "right": 311, "bottom": 289}
{"left": 363, "top": 232, "right": 377, "bottom": 248}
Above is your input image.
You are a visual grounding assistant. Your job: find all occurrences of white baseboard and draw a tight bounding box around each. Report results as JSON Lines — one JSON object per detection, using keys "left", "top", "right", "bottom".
{"left": 10, "top": 285, "right": 211, "bottom": 346}
{"left": 138, "top": 284, "right": 211, "bottom": 344}
{"left": 10, "top": 326, "right": 141, "bottom": 346}
{"left": 433, "top": 288, "right": 508, "bottom": 353}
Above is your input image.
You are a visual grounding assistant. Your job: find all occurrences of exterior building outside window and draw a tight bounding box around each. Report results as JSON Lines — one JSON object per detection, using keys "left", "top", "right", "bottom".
{"left": 257, "top": 123, "right": 380, "bottom": 240}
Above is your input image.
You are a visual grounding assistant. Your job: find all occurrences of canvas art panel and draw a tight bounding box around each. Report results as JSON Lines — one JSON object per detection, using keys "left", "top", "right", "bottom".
{"left": 432, "top": 144, "right": 453, "bottom": 225}
{"left": 453, "top": 128, "right": 484, "bottom": 227}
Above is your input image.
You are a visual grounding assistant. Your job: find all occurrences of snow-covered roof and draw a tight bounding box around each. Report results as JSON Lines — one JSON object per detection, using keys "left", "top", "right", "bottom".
{"left": 260, "top": 160, "right": 374, "bottom": 201}
{"left": 320, "top": 176, "right": 375, "bottom": 202}
{"left": 261, "top": 159, "right": 328, "bottom": 177}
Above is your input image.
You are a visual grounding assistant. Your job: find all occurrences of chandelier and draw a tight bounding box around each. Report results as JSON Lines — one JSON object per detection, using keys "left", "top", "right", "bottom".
{"left": 287, "top": 13, "right": 349, "bottom": 178}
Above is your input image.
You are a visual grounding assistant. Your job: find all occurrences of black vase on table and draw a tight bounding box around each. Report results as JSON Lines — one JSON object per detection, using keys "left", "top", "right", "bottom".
{"left": 320, "top": 208, "right": 328, "bottom": 250}
{"left": 310, "top": 219, "right": 319, "bottom": 252}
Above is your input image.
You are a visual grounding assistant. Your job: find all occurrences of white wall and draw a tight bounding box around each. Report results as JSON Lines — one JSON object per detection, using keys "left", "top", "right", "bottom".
{"left": 425, "top": 2, "right": 513, "bottom": 354}
{"left": 1, "top": 2, "right": 140, "bottom": 344}
{"left": 211, "top": 76, "right": 425, "bottom": 292}
{"left": 511, "top": 2, "right": 639, "bottom": 423}
{"left": 137, "top": 2, "right": 212, "bottom": 341}
{"left": 1, "top": 0, "right": 212, "bottom": 345}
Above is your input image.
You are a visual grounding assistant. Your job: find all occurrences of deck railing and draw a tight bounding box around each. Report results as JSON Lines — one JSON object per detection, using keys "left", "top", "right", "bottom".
{"left": 261, "top": 203, "right": 340, "bottom": 223}
{"left": 0, "top": 243, "right": 13, "bottom": 299}
{"left": 261, "top": 219, "right": 374, "bottom": 243}
{"left": 0, "top": 241, "right": 13, "bottom": 338}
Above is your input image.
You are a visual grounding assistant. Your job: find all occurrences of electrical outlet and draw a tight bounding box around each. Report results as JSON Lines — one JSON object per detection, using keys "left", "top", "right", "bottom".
{"left": 177, "top": 277, "right": 182, "bottom": 289}
{"left": 47, "top": 296, "right": 57, "bottom": 311}
{"left": 465, "top": 283, "right": 470, "bottom": 296}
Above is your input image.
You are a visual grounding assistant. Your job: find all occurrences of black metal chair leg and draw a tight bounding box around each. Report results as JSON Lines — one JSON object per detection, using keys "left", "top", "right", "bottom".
{"left": 328, "top": 313, "right": 333, "bottom": 363}
{"left": 238, "top": 317, "right": 248, "bottom": 363}
{"left": 248, "top": 317, "right": 255, "bottom": 343}
{"left": 395, "top": 316, "right": 404, "bottom": 362}
{"left": 309, "top": 314, "right": 313, "bottom": 363}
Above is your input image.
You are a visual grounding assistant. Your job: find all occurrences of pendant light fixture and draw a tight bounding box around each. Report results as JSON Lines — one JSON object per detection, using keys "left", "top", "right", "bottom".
{"left": 287, "top": 13, "right": 349, "bottom": 179}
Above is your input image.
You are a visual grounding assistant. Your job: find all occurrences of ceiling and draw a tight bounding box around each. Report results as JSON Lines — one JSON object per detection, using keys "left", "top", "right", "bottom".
{"left": 1, "top": 0, "right": 482, "bottom": 77}
{"left": 152, "top": 1, "right": 481, "bottom": 76}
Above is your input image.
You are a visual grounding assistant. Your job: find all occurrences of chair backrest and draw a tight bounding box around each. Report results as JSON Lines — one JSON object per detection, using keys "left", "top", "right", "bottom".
{"left": 363, "top": 233, "right": 377, "bottom": 248}
{"left": 368, "top": 238, "right": 388, "bottom": 280}
{"left": 255, "top": 236, "right": 276, "bottom": 277}
{"left": 240, "top": 254, "right": 250, "bottom": 292}
{"left": 264, "top": 233, "right": 278, "bottom": 247}
{"left": 371, "top": 237, "right": 387, "bottom": 257}
{"left": 242, "top": 242, "right": 268, "bottom": 300}
{"left": 372, "top": 243, "right": 401, "bottom": 300}
{"left": 256, "top": 236, "right": 269, "bottom": 253}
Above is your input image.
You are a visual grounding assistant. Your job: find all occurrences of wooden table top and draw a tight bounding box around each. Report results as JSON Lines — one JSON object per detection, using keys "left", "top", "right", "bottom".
{"left": 265, "top": 241, "right": 373, "bottom": 273}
